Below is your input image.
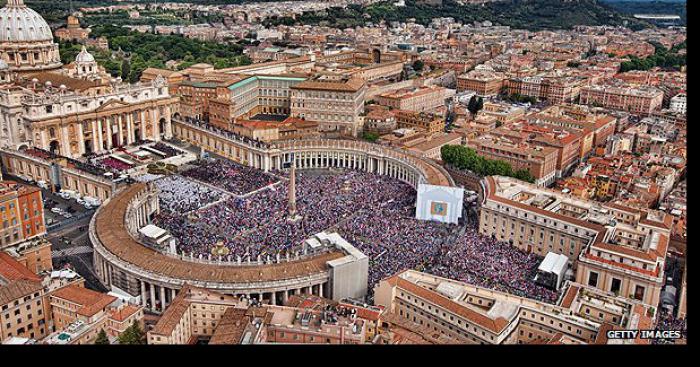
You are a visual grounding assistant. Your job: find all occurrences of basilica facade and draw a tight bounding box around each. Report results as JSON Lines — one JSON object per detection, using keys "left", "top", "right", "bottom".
{"left": 0, "top": 0, "right": 178, "bottom": 157}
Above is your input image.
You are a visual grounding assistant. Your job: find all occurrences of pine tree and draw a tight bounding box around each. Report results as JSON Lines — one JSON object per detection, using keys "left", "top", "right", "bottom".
{"left": 467, "top": 95, "right": 478, "bottom": 115}
{"left": 94, "top": 329, "right": 109, "bottom": 345}
{"left": 120, "top": 59, "right": 131, "bottom": 81}
{"left": 118, "top": 320, "right": 145, "bottom": 345}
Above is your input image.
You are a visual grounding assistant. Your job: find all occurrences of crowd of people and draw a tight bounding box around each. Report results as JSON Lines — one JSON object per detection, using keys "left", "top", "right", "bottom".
{"left": 151, "top": 142, "right": 184, "bottom": 158}
{"left": 180, "top": 158, "right": 279, "bottom": 195}
{"left": 153, "top": 164, "right": 560, "bottom": 304}
{"left": 153, "top": 175, "right": 228, "bottom": 214}
{"left": 98, "top": 156, "right": 133, "bottom": 172}
{"left": 652, "top": 308, "right": 687, "bottom": 344}
{"left": 183, "top": 116, "right": 272, "bottom": 149}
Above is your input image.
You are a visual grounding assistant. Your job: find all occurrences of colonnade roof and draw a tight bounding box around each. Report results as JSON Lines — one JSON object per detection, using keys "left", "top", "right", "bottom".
{"left": 94, "top": 183, "right": 344, "bottom": 284}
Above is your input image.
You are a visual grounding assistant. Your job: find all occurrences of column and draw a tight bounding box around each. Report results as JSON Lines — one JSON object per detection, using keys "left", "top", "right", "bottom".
{"left": 165, "top": 105, "right": 173, "bottom": 139}
{"left": 160, "top": 286, "right": 167, "bottom": 309}
{"left": 77, "top": 122, "right": 85, "bottom": 155}
{"left": 40, "top": 129, "right": 48, "bottom": 150}
{"left": 92, "top": 120, "right": 100, "bottom": 153}
{"left": 97, "top": 119, "right": 104, "bottom": 151}
{"left": 141, "top": 110, "right": 147, "bottom": 141}
{"left": 126, "top": 113, "right": 134, "bottom": 145}
{"left": 171, "top": 288, "right": 177, "bottom": 301}
{"left": 117, "top": 114, "right": 124, "bottom": 146}
{"left": 270, "top": 292, "right": 277, "bottom": 306}
{"left": 61, "top": 125, "right": 70, "bottom": 156}
{"left": 149, "top": 108, "right": 157, "bottom": 140}
{"left": 140, "top": 281, "right": 148, "bottom": 307}
{"left": 105, "top": 117, "right": 113, "bottom": 149}
{"left": 149, "top": 283, "right": 156, "bottom": 312}
{"left": 282, "top": 290, "right": 289, "bottom": 305}
{"left": 319, "top": 283, "right": 324, "bottom": 298}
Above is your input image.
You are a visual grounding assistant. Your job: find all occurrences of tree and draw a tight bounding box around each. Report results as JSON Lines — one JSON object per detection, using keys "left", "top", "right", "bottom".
{"left": 94, "top": 329, "right": 109, "bottom": 345}
{"left": 118, "top": 321, "right": 145, "bottom": 345}
{"left": 362, "top": 131, "right": 380, "bottom": 142}
{"left": 467, "top": 96, "right": 484, "bottom": 116}
{"left": 120, "top": 59, "right": 131, "bottom": 81}
{"left": 412, "top": 60, "right": 424, "bottom": 72}
{"left": 467, "top": 95, "right": 478, "bottom": 115}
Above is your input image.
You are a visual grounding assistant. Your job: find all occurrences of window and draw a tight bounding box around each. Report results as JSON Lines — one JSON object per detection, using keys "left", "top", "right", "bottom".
{"left": 588, "top": 272, "right": 599, "bottom": 287}
{"left": 610, "top": 278, "right": 622, "bottom": 295}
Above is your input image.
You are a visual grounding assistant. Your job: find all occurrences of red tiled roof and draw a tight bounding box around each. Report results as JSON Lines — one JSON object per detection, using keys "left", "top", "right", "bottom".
{"left": 110, "top": 304, "right": 141, "bottom": 322}
{"left": 0, "top": 253, "right": 41, "bottom": 282}
{"left": 389, "top": 275, "right": 511, "bottom": 333}
{"left": 51, "top": 285, "right": 117, "bottom": 317}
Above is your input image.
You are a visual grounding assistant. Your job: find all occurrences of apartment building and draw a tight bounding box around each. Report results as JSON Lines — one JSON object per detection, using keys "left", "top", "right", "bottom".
{"left": 177, "top": 80, "right": 220, "bottom": 121}
{"left": 375, "top": 86, "right": 453, "bottom": 113}
{"left": 374, "top": 270, "right": 654, "bottom": 345}
{"left": 457, "top": 70, "right": 505, "bottom": 97}
{"left": 579, "top": 85, "right": 664, "bottom": 115}
{"left": 526, "top": 105, "right": 617, "bottom": 148}
{"left": 491, "top": 122, "right": 585, "bottom": 178}
{"left": 394, "top": 110, "right": 445, "bottom": 135}
{"left": 505, "top": 76, "right": 587, "bottom": 104}
{"left": 290, "top": 77, "right": 366, "bottom": 137}
{"left": 147, "top": 285, "right": 368, "bottom": 345}
{"left": 46, "top": 284, "right": 144, "bottom": 344}
{"left": 0, "top": 181, "right": 45, "bottom": 249}
{"left": 576, "top": 203, "right": 672, "bottom": 306}
{"left": 0, "top": 253, "right": 46, "bottom": 342}
{"left": 466, "top": 136, "right": 558, "bottom": 186}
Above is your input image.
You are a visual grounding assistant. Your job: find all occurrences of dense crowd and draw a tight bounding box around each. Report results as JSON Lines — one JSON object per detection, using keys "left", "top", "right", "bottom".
{"left": 180, "top": 158, "right": 279, "bottom": 195}
{"left": 153, "top": 175, "right": 228, "bottom": 213}
{"left": 151, "top": 142, "right": 183, "bottom": 158}
{"left": 154, "top": 165, "right": 560, "bottom": 303}
{"left": 652, "top": 309, "right": 687, "bottom": 344}
{"left": 427, "top": 227, "right": 559, "bottom": 303}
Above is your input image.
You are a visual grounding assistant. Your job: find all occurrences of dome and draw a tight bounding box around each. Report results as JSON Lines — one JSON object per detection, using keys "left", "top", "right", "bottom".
{"left": 75, "top": 46, "right": 95, "bottom": 63}
{"left": 0, "top": 0, "right": 53, "bottom": 43}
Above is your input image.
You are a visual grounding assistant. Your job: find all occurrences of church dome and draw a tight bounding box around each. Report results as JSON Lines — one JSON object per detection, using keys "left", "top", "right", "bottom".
{"left": 75, "top": 46, "right": 95, "bottom": 63}
{"left": 0, "top": 0, "right": 53, "bottom": 43}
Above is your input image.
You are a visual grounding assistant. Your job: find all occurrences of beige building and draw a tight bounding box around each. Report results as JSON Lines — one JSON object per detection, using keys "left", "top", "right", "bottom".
{"left": 579, "top": 85, "right": 664, "bottom": 115}
{"left": 457, "top": 70, "right": 505, "bottom": 97}
{"left": 290, "top": 77, "right": 366, "bottom": 137}
{"left": 480, "top": 176, "right": 671, "bottom": 306}
{"left": 148, "top": 285, "right": 368, "bottom": 345}
{"left": 467, "top": 136, "right": 558, "bottom": 186}
{"left": 374, "top": 269, "right": 655, "bottom": 345}
{"left": 45, "top": 284, "right": 144, "bottom": 344}
{"left": 376, "top": 86, "right": 454, "bottom": 113}
{"left": 0, "top": 252, "right": 46, "bottom": 342}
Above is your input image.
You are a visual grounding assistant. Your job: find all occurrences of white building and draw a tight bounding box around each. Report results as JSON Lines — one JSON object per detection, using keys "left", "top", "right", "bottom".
{"left": 669, "top": 93, "right": 686, "bottom": 115}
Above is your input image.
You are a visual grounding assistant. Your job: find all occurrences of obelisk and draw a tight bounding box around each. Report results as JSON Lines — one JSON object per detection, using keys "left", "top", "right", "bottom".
{"left": 287, "top": 153, "right": 301, "bottom": 222}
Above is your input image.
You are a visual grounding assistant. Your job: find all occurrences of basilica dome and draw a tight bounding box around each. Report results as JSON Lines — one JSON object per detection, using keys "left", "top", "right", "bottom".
{"left": 75, "top": 46, "right": 95, "bottom": 63}
{"left": 0, "top": 0, "right": 62, "bottom": 73}
{"left": 0, "top": 0, "right": 53, "bottom": 42}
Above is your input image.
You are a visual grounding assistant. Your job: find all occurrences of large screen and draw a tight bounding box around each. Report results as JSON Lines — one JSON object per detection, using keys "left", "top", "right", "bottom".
{"left": 415, "top": 184, "right": 464, "bottom": 224}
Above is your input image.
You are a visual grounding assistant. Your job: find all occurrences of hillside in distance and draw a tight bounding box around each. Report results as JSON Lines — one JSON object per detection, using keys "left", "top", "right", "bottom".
{"left": 264, "top": 0, "right": 652, "bottom": 31}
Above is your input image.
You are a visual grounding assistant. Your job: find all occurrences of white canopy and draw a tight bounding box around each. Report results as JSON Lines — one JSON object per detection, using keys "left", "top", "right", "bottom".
{"left": 139, "top": 224, "right": 167, "bottom": 239}
{"left": 538, "top": 252, "right": 569, "bottom": 276}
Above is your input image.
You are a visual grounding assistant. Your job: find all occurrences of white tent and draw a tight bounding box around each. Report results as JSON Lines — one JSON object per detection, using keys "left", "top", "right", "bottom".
{"left": 536, "top": 252, "right": 569, "bottom": 289}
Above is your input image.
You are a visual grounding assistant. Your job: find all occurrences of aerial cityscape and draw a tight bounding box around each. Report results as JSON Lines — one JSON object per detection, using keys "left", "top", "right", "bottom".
{"left": 0, "top": 0, "right": 687, "bottom": 346}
